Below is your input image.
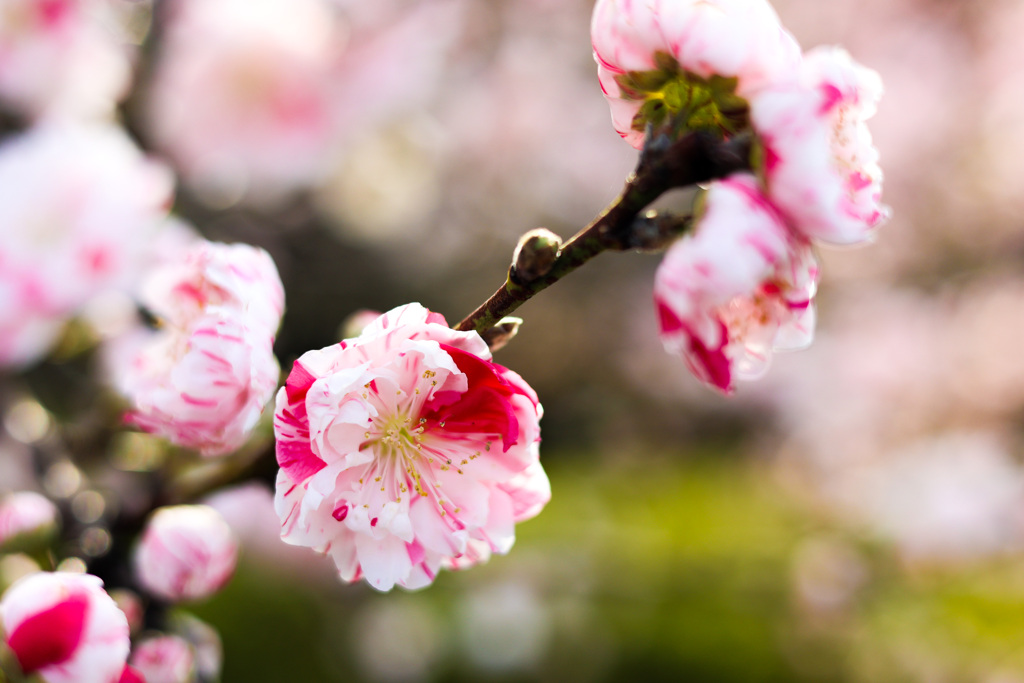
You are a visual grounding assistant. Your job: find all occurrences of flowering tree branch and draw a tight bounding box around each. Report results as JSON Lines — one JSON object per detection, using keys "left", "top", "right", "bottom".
{"left": 454, "top": 130, "right": 752, "bottom": 337}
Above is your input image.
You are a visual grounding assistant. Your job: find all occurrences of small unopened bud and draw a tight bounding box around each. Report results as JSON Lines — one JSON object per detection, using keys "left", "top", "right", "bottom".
{"left": 134, "top": 505, "right": 238, "bottom": 603}
{"left": 339, "top": 309, "right": 382, "bottom": 340}
{"left": 130, "top": 634, "right": 197, "bottom": 683}
{"left": 109, "top": 589, "right": 145, "bottom": 635}
{"left": 512, "top": 229, "right": 562, "bottom": 284}
{"left": 169, "top": 613, "right": 222, "bottom": 682}
{"left": 0, "top": 491, "right": 59, "bottom": 553}
{"left": 480, "top": 317, "right": 523, "bottom": 353}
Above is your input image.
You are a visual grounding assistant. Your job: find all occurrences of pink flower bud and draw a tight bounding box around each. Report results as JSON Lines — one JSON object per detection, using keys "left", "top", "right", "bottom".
{"left": 275, "top": 303, "right": 549, "bottom": 591}
{"left": 654, "top": 174, "right": 817, "bottom": 393}
{"left": 591, "top": 0, "right": 800, "bottom": 147}
{"left": 0, "top": 491, "right": 59, "bottom": 551}
{"left": 109, "top": 239, "right": 284, "bottom": 456}
{"left": 338, "top": 309, "right": 383, "bottom": 340}
{"left": 129, "top": 635, "right": 196, "bottom": 683}
{"left": 0, "top": 571, "right": 130, "bottom": 683}
{"left": 108, "top": 590, "right": 144, "bottom": 635}
{"left": 133, "top": 505, "right": 238, "bottom": 603}
{"left": 118, "top": 666, "right": 146, "bottom": 683}
{"left": 750, "top": 46, "right": 889, "bottom": 245}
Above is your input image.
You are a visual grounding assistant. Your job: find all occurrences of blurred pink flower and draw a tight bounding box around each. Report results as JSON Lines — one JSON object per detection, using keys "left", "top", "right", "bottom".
{"left": 274, "top": 303, "right": 548, "bottom": 591}
{"left": 838, "top": 432, "right": 1024, "bottom": 564}
{"left": 129, "top": 635, "right": 196, "bottom": 683}
{"left": 133, "top": 505, "right": 238, "bottom": 603}
{"left": 0, "top": 571, "right": 130, "bottom": 683}
{"left": 0, "top": 0, "right": 131, "bottom": 118}
{"left": 591, "top": 0, "right": 800, "bottom": 148}
{"left": 0, "top": 123, "right": 173, "bottom": 367}
{"left": 109, "top": 240, "right": 283, "bottom": 456}
{"left": 0, "top": 491, "right": 59, "bottom": 550}
{"left": 654, "top": 173, "right": 817, "bottom": 393}
{"left": 751, "top": 46, "right": 889, "bottom": 245}
{"left": 145, "top": 0, "right": 461, "bottom": 205}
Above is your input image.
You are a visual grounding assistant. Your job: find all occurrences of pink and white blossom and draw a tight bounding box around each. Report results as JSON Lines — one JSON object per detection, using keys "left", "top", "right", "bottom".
{"left": 0, "top": 123, "right": 174, "bottom": 367}
{"left": 133, "top": 505, "right": 239, "bottom": 603}
{"left": 129, "top": 635, "right": 197, "bottom": 683}
{"left": 144, "top": 0, "right": 460, "bottom": 205}
{"left": 274, "top": 303, "right": 549, "bottom": 591}
{"left": 654, "top": 173, "right": 817, "bottom": 393}
{"left": 113, "top": 312, "right": 281, "bottom": 456}
{"left": 750, "top": 46, "right": 889, "bottom": 245}
{"left": 108, "top": 240, "right": 284, "bottom": 456}
{"left": 0, "top": 491, "right": 59, "bottom": 550}
{"left": 0, "top": 0, "right": 132, "bottom": 119}
{"left": 0, "top": 571, "right": 130, "bottom": 683}
{"left": 591, "top": 0, "right": 800, "bottom": 147}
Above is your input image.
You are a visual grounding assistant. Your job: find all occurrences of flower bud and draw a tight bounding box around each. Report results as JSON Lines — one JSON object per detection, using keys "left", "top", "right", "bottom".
{"left": 480, "top": 317, "right": 523, "bottom": 353}
{"left": 119, "top": 666, "right": 146, "bottom": 683}
{"left": 512, "top": 229, "right": 562, "bottom": 284}
{"left": 130, "top": 635, "right": 197, "bottom": 683}
{"left": 133, "top": 505, "right": 238, "bottom": 603}
{"left": 169, "top": 614, "right": 222, "bottom": 682}
{"left": 0, "top": 491, "right": 59, "bottom": 553}
{"left": 108, "top": 589, "right": 144, "bottom": 635}
{"left": 0, "top": 571, "right": 130, "bottom": 683}
{"left": 338, "top": 309, "right": 383, "bottom": 340}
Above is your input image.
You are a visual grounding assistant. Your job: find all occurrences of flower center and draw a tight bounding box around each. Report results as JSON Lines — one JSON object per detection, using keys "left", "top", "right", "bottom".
{"left": 720, "top": 282, "right": 789, "bottom": 348}
{"left": 373, "top": 412, "right": 425, "bottom": 461}
{"left": 362, "top": 407, "right": 433, "bottom": 501}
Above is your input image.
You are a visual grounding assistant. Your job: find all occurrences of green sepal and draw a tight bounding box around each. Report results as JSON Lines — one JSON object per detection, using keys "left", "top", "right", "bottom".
{"left": 615, "top": 53, "right": 751, "bottom": 141}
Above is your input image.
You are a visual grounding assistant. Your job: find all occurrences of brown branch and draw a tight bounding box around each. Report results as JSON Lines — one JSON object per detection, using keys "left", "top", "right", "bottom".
{"left": 455, "top": 130, "right": 752, "bottom": 336}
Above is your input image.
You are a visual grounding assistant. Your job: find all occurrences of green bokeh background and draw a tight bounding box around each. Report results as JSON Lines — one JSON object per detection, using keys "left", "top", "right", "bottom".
{"left": 190, "top": 452, "right": 1024, "bottom": 683}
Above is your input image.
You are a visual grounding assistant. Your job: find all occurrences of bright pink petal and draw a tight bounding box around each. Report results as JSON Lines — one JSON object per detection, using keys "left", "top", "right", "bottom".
{"left": 8, "top": 593, "right": 88, "bottom": 673}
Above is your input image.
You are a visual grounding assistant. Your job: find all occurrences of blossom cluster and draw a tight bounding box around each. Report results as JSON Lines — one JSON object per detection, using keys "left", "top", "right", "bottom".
{"left": 0, "top": 503, "right": 236, "bottom": 683}
{"left": 0, "top": 0, "right": 895, "bottom": 680}
{"left": 592, "top": 0, "right": 888, "bottom": 392}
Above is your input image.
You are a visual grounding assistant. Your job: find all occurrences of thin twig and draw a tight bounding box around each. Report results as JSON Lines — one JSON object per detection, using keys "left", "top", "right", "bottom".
{"left": 455, "top": 131, "right": 751, "bottom": 335}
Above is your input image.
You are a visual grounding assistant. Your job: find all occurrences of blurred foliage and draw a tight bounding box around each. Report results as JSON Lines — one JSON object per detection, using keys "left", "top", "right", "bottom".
{"left": 191, "top": 450, "right": 1024, "bottom": 683}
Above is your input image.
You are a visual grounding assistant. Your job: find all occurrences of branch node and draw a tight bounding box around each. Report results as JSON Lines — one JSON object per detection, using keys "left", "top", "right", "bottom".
{"left": 480, "top": 317, "right": 523, "bottom": 352}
